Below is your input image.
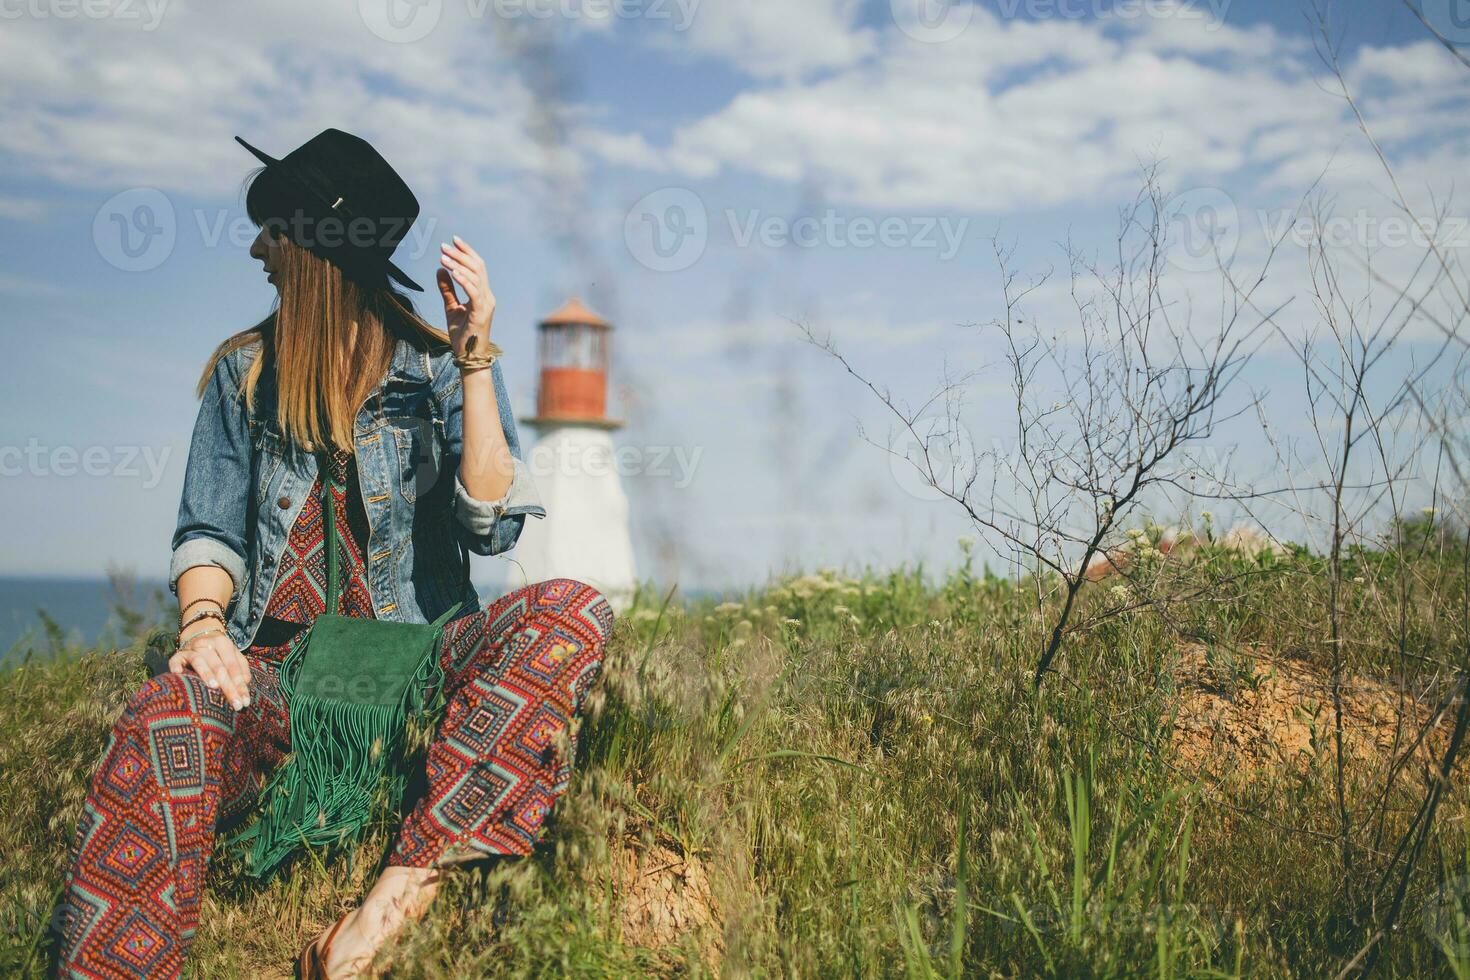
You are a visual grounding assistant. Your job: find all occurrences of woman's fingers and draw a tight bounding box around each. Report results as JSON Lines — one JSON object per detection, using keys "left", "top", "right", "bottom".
{"left": 220, "top": 642, "right": 252, "bottom": 703}
{"left": 202, "top": 637, "right": 250, "bottom": 709}
{"left": 440, "top": 255, "right": 479, "bottom": 295}
{"left": 435, "top": 267, "right": 461, "bottom": 310}
{"left": 441, "top": 241, "right": 489, "bottom": 297}
{"left": 174, "top": 638, "right": 252, "bottom": 710}
{"left": 451, "top": 235, "right": 485, "bottom": 274}
{"left": 185, "top": 645, "right": 227, "bottom": 693}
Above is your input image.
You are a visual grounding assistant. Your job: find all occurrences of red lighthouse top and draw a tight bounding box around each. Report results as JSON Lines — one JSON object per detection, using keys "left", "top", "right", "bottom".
{"left": 524, "top": 297, "right": 622, "bottom": 429}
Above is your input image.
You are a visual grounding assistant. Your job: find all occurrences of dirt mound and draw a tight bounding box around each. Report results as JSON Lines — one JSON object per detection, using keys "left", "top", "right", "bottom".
{"left": 611, "top": 836, "right": 724, "bottom": 969}
{"left": 1170, "top": 643, "right": 1449, "bottom": 778}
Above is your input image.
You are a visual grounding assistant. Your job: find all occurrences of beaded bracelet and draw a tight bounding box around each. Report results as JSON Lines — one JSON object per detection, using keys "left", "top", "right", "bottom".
{"left": 177, "top": 607, "right": 227, "bottom": 644}
{"left": 180, "top": 596, "right": 224, "bottom": 618}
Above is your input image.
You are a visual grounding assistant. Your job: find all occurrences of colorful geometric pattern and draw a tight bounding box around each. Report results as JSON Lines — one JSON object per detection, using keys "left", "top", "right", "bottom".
{"left": 392, "top": 576, "right": 614, "bottom": 866}
{"left": 57, "top": 665, "right": 292, "bottom": 979}
{"left": 256, "top": 449, "right": 374, "bottom": 631}
{"left": 58, "top": 452, "right": 613, "bottom": 978}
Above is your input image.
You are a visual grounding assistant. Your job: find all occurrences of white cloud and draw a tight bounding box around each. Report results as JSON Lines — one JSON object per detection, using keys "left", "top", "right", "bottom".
{"left": 644, "top": 0, "right": 876, "bottom": 80}
{"left": 590, "top": 6, "right": 1470, "bottom": 216}
{"left": 0, "top": 0, "right": 549, "bottom": 206}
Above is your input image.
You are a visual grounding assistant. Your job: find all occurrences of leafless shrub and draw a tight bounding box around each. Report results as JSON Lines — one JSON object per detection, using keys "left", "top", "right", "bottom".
{"left": 806, "top": 167, "right": 1283, "bottom": 686}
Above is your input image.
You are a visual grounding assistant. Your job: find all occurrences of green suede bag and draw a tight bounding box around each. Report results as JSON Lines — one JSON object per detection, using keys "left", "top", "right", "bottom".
{"left": 229, "top": 458, "right": 460, "bottom": 877}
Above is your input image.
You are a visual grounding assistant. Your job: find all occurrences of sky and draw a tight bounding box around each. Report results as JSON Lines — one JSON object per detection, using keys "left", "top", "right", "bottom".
{"left": 0, "top": 0, "right": 1467, "bottom": 592}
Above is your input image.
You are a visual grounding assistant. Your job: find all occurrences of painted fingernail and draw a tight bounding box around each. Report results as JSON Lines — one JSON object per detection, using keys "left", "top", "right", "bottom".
{"left": 206, "top": 679, "right": 218, "bottom": 688}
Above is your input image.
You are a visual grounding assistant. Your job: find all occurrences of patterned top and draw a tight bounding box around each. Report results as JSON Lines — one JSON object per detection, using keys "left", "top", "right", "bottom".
{"left": 249, "top": 448, "right": 375, "bottom": 653}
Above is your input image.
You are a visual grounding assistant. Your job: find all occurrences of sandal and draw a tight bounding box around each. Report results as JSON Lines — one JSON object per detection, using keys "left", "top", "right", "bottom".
{"left": 296, "top": 915, "right": 348, "bottom": 980}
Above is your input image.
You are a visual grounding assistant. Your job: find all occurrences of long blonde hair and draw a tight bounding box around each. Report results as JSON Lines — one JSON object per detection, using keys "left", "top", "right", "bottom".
{"left": 198, "top": 229, "right": 447, "bottom": 453}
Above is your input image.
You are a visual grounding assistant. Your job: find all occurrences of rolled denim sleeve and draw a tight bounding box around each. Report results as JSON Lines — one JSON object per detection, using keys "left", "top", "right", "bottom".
{"left": 169, "top": 349, "right": 252, "bottom": 599}
{"left": 440, "top": 358, "right": 545, "bottom": 557}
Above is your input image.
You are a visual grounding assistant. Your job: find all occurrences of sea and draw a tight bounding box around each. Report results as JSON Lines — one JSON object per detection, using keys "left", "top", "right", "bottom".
{"left": 0, "top": 576, "right": 170, "bottom": 662}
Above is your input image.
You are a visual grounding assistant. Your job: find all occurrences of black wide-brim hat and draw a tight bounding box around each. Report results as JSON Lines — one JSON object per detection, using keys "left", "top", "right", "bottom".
{"left": 235, "top": 128, "right": 424, "bottom": 292}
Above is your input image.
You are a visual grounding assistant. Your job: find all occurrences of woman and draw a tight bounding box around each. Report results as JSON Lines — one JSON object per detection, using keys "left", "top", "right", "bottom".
{"left": 57, "top": 129, "right": 614, "bottom": 979}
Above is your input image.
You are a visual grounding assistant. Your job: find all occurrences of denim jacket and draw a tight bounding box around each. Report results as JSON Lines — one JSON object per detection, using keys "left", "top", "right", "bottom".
{"left": 169, "top": 335, "right": 545, "bottom": 649}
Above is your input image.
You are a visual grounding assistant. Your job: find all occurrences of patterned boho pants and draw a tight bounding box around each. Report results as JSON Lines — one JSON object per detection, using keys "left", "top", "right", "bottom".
{"left": 57, "top": 578, "right": 613, "bottom": 980}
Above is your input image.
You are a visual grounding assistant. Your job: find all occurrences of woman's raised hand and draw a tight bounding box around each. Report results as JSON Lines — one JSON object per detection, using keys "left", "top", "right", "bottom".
{"left": 169, "top": 631, "right": 252, "bottom": 711}
{"left": 436, "top": 236, "right": 495, "bottom": 358}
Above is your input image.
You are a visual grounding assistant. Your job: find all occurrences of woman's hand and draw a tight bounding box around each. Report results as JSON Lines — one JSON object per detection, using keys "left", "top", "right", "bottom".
{"left": 170, "top": 630, "right": 252, "bottom": 710}
{"left": 437, "top": 236, "right": 495, "bottom": 358}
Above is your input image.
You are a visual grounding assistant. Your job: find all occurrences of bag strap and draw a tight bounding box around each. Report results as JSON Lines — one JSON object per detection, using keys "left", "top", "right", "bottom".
{"left": 321, "top": 455, "right": 341, "bottom": 615}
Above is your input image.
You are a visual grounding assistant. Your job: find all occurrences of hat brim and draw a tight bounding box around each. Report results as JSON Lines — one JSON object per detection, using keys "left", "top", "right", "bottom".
{"left": 233, "top": 135, "right": 424, "bottom": 293}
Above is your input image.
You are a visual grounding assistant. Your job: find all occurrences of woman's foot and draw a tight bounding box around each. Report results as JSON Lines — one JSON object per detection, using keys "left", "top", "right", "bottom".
{"left": 310, "top": 866, "right": 442, "bottom": 978}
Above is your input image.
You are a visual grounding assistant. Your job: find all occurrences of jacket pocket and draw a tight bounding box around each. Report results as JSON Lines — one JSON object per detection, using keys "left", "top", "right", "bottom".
{"left": 251, "top": 421, "right": 288, "bottom": 507}
{"left": 389, "top": 416, "right": 442, "bottom": 504}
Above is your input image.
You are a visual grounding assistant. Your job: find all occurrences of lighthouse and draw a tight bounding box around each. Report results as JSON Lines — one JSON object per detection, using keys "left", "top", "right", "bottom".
{"left": 510, "top": 298, "right": 638, "bottom": 609}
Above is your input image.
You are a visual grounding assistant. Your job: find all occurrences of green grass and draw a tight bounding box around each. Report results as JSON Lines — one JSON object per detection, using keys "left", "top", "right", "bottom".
{"left": 3, "top": 531, "right": 1469, "bottom": 976}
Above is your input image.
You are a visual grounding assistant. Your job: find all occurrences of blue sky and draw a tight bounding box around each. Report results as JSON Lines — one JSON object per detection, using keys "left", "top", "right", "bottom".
{"left": 1, "top": 0, "right": 1467, "bottom": 591}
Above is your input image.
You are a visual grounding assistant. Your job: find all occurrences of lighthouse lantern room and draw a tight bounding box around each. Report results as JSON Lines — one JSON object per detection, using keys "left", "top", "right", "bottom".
{"left": 528, "top": 298, "right": 621, "bottom": 428}
{"left": 512, "top": 298, "right": 637, "bottom": 609}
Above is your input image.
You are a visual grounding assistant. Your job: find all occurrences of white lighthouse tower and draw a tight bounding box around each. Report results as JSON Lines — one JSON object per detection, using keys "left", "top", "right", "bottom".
{"left": 511, "top": 298, "right": 637, "bottom": 610}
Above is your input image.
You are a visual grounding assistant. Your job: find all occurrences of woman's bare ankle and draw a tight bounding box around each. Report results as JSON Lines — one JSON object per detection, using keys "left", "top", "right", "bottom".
{"left": 320, "top": 867, "right": 442, "bottom": 976}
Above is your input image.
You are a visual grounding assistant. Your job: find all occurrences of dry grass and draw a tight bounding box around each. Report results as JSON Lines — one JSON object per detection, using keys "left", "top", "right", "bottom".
{"left": 3, "top": 525, "right": 1469, "bottom": 976}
